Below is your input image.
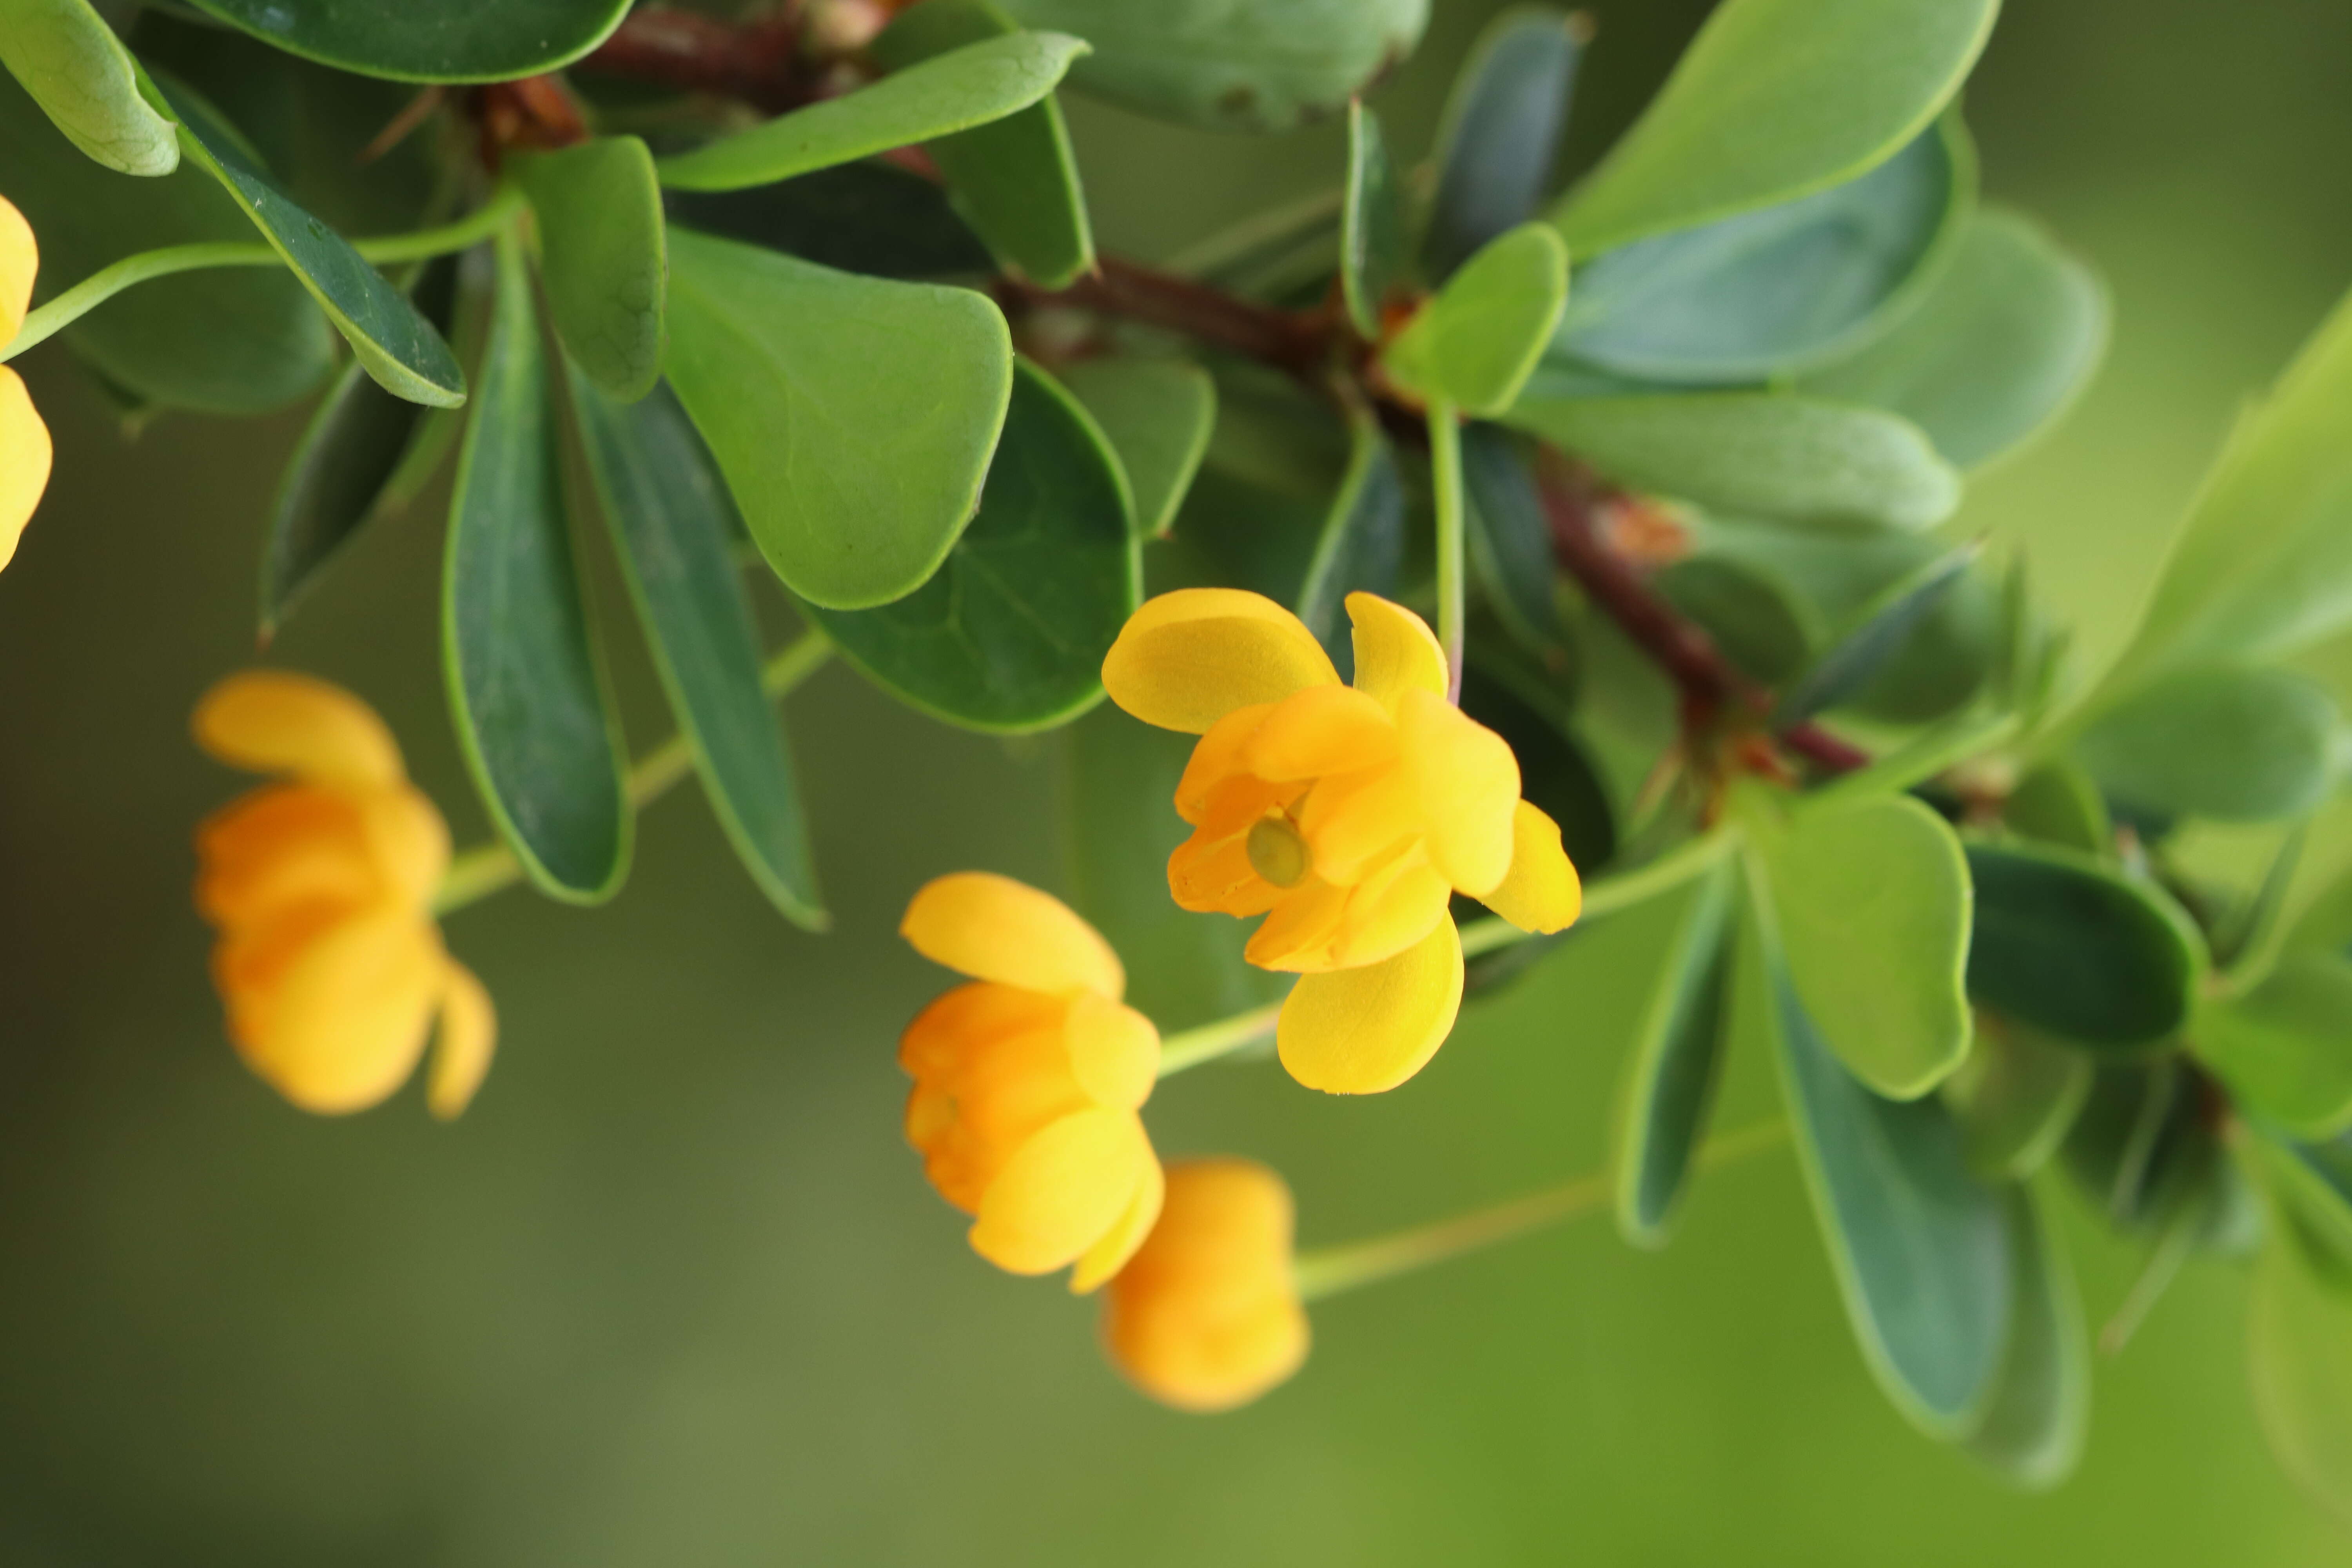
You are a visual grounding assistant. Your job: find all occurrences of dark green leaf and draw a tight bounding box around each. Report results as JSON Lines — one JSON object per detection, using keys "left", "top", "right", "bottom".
{"left": 2063, "top": 1062, "right": 2213, "bottom": 1230}
{"left": 1944, "top": 1012, "right": 2093, "bottom": 1180}
{"left": 443, "top": 231, "right": 629, "bottom": 903}
{"left": 514, "top": 138, "right": 666, "bottom": 402}
{"left": 1557, "top": 115, "right": 1971, "bottom": 384}
{"left": 1654, "top": 554, "right": 1814, "bottom": 685}
{"left": 661, "top": 162, "right": 993, "bottom": 280}
{"left": 662, "top": 227, "right": 1013, "bottom": 610}
{"left": 1340, "top": 99, "right": 1408, "bottom": 339}
{"left": 1964, "top": 840, "right": 2202, "bottom": 1048}
{"left": 0, "top": 0, "right": 178, "bottom": 173}
{"left": 1774, "top": 541, "right": 1978, "bottom": 724}
{"left": 1459, "top": 423, "right": 1565, "bottom": 654}
{"left": 1294, "top": 401, "right": 1405, "bottom": 675}
{"left": 1612, "top": 860, "right": 1737, "bottom": 1245}
{"left": 1381, "top": 223, "right": 1566, "bottom": 416}
{"left": 1423, "top": 5, "right": 1584, "bottom": 281}
{"left": 804, "top": 359, "right": 1138, "bottom": 731}
{"left": 2076, "top": 664, "right": 2338, "bottom": 824}
{"left": 572, "top": 377, "right": 825, "bottom": 927}
{"left": 1056, "top": 357, "right": 1216, "bottom": 539}
{"left": 152, "top": 73, "right": 465, "bottom": 407}
{"left": 2194, "top": 954, "right": 2352, "bottom": 1138}
{"left": 181, "top": 0, "right": 630, "bottom": 82}
{"left": 1504, "top": 392, "right": 1960, "bottom": 531}
{"left": 872, "top": 1, "right": 1092, "bottom": 289}
{"left": 1960, "top": 1184, "right": 2090, "bottom": 1489}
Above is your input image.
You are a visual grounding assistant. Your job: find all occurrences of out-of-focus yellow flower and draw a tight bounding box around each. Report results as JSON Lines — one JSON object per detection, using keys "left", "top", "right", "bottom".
{"left": 899, "top": 872, "right": 1164, "bottom": 1290}
{"left": 1100, "top": 589, "right": 1581, "bottom": 1094}
{"left": 193, "top": 671, "right": 495, "bottom": 1118}
{"left": 1, "top": 193, "right": 53, "bottom": 572}
{"left": 1102, "top": 1158, "right": 1309, "bottom": 1412}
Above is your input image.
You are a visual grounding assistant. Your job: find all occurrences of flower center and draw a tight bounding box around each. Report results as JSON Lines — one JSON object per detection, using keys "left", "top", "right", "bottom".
{"left": 1246, "top": 813, "right": 1310, "bottom": 888}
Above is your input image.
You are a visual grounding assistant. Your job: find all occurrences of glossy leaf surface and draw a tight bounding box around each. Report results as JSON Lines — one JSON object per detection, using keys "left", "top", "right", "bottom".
{"left": 181, "top": 0, "right": 630, "bottom": 83}
{"left": 514, "top": 138, "right": 667, "bottom": 402}
{"left": 1964, "top": 841, "right": 2201, "bottom": 1048}
{"left": 1056, "top": 357, "right": 1215, "bottom": 539}
{"left": 0, "top": 0, "right": 178, "bottom": 174}
{"left": 1613, "top": 860, "right": 1738, "bottom": 1245}
{"left": 1381, "top": 223, "right": 1566, "bottom": 417}
{"left": 1423, "top": 6, "right": 1584, "bottom": 280}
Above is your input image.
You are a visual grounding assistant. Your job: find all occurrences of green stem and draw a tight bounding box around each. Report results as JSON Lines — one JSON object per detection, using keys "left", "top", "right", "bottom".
{"left": 1457, "top": 828, "right": 1738, "bottom": 960}
{"left": 1291, "top": 1118, "right": 1789, "bottom": 1302}
{"left": 1427, "top": 399, "right": 1466, "bottom": 704}
{"left": 1156, "top": 1000, "right": 1285, "bottom": 1078}
{"left": 1, "top": 185, "right": 528, "bottom": 363}
{"left": 434, "top": 630, "right": 833, "bottom": 916}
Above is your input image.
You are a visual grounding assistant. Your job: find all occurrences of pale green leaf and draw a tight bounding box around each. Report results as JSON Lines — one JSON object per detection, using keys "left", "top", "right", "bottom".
{"left": 514, "top": 137, "right": 666, "bottom": 403}
{"left": 0, "top": 0, "right": 178, "bottom": 174}
{"left": 1381, "top": 222, "right": 1566, "bottom": 417}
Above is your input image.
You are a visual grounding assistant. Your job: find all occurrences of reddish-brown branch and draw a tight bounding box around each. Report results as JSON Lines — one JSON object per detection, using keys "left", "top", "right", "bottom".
{"left": 1002, "top": 257, "right": 1342, "bottom": 381}
{"left": 577, "top": 5, "right": 809, "bottom": 113}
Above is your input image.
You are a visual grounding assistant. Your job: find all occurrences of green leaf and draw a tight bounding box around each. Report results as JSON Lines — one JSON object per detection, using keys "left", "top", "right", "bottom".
{"left": 1612, "top": 860, "right": 1738, "bottom": 1245}
{"left": 0, "top": 63, "right": 330, "bottom": 411}
{"left": 2063, "top": 1062, "right": 2217, "bottom": 1231}
{"left": 804, "top": 359, "right": 1138, "bottom": 731}
{"left": 442, "top": 231, "right": 629, "bottom": 904}
{"left": 653, "top": 30, "right": 1086, "bottom": 194}
{"left": 1653, "top": 554, "right": 1814, "bottom": 685}
{"left": 662, "top": 227, "right": 1013, "bottom": 610}
{"left": 513, "top": 138, "right": 666, "bottom": 403}
{"left": 2250, "top": 1130, "right": 2352, "bottom": 1274}
{"left": 1056, "top": 357, "right": 1215, "bottom": 539}
{"left": 1749, "top": 902, "right": 2012, "bottom": 1437}
{"left": 1557, "top": 115, "right": 1972, "bottom": 384}
{"left": 2075, "top": 664, "right": 2338, "bottom": 824}
{"left": 180, "top": 0, "right": 630, "bottom": 83}
{"left": 1294, "top": 400, "right": 1405, "bottom": 674}
{"left": 1757, "top": 794, "right": 1973, "bottom": 1099}
{"left": 2002, "top": 757, "right": 2111, "bottom": 856}
{"left": 1550, "top": 0, "right": 1998, "bottom": 253}
{"left": 1504, "top": 392, "right": 1960, "bottom": 531}
{"left": 1460, "top": 423, "right": 1567, "bottom": 657}
{"left": 2249, "top": 1192, "right": 2352, "bottom": 1524}
{"left": 1944, "top": 1013, "right": 2092, "bottom": 1180}
{"left": 872, "top": 1, "right": 1092, "bottom": 289}
{"left": 258, "top": 256, "right": 462, "bottom": 637}
{"left": 2194, "top": 954, "right": 2352, "bottom": 1139}
{"left": 661, "top": 162, "right": 993, "bottom": 281}
{"left": 1340, "top": 99, "right": 1409, "bottom": 339}
{"left": 1964, "top": 840, "right": 2203, "bottom": 1048}
{"left": 993, "top": 0, "right": 1429, "bottom": 132}
{"left": 1960, "top": 1183, "right": 2091, "bottom": 1489}
{"left": 0, "top": 0, "right": 178, "bottom": 174}
{"left": 1773, "top": 541, "right": 1978, "bottom": 724}
{"left": 1423, "top": 5, "right": 1585, "bottom": 281}
{"left": 1801, "top": 208, "right": 2109, "bottom": 469}
{"left": 152, "top": 73, "right": 465, "bottom": 407}
{"left": 572, "top": 376, "right": 826, "bottom": 928}
{"left": 1380, "top": 223, "right": 1566, "bottom": 417}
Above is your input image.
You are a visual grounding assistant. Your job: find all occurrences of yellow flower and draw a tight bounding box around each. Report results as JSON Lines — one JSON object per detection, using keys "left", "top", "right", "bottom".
{"left": 1102, "top": 1158, "right": 1310, "bottom": 1412}
{"left": 193, "top": 671, "right": 495, "bottom": 1118}
{"left": 899, "top": 872, "right": 1164, "bottom": 1291}
{"left": 1, "top": 193, "right": 53, "bottom": 572}
{"left": 1100, "top": 589, "right": 1582, "bottom": 1094}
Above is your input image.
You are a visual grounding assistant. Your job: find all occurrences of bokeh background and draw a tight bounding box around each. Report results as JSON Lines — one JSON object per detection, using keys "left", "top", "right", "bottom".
{"left": 5, "top": 0, "right": 2352, "bottom": 1559}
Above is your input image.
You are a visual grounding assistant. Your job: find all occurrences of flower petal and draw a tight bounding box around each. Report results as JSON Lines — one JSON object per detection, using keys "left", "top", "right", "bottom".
{"left": 220, "top": 907, "right": 445, "bottom": 1114}
{"left": 1296, "top": 763, "right": 1418, "bottom": 887}
{"left": 1480, "top": 801, "right": 1583, "bottom": 935}
{"left": 1328, "top": 858, "right": 1452, "bottom": 969}
{"left": 1064, "top": 991, "right": 1159, "bottom": 1111}
{"left": 970, "top": 1107, "right": 1153, "bottom": 1276}
{"left": 1241, "top": 685, "right": 1398, "bottom": 782}
{"left": 426, "top": 958, "right": 498, "bottom": 1119}
{"left": 1070, "top": 1148, "right": 1165, "bottom": 1294}
{"left": 1276, "top": 915, "right": 1463, "bottom": 1093}
{"left": 0, "top": 196, "right": 32, "bottom": 341}
{"left": 902, "top": 872, "right": 1124, "bottom": 999}
{"left": 0, "top": 366, "right": 51, "bottom": 573}
{"left": 195, "top": 786, "right": 379, "bottom": 929}
{"left": 1173, "top": 703, "right": 1273, "bottom": 822}
{"left": 193, "top": 671, "right": 408, "bottom": 789}
{"left": 1103, "top": 590, "right": 1340, "bottom": 734}
{"left": 1245, "top": 878, "right": 1350, "bottom": 972}
{"left": 1346, "top": 593, "right": 1448, "bottom": 711}
{"left": 1398, "top": 689, "right": 1520, "bottom": 895}
{"left": 898, "top": 982, "right": 1065, "bottom": 1076}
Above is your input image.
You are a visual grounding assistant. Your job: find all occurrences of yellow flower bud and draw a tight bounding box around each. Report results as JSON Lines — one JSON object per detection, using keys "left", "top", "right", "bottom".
{"left": 1, "top": 193, "right": 53, "bottom": 573}
{"left": 899, "top": 873, "right": 1164, "bottom": 1291}
{"left": 193, "top": 672, "right": 495, "bottom": 1117}
{"left": 1102, "top": 1158, "right": 1309, "bottom": 1412}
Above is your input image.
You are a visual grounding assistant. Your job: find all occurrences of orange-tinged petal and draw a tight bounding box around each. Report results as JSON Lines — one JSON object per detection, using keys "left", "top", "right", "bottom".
{"left": 357, "top": 786, "right": 452, "bottom": 906}
{"left": 1174, "top": 703, "right": 1273, "bottom": 822}
{"left": 1064, "top": 991, "right": 1159, "bottom": 1111}
{"left": 426, "top": 959, "right": 497, "bottom": 1119}
{"left": 902, "top": 872, "right": 1124, "bottom": 999}
{"left": 1168, "top": 824, "right": 1282, "bottom": 916}
{"left": 223, "top": 907, "right": 445, "bottom": 1114}
{"left": 1070, "top": 1149, "right": 1165, "bottom": 1294}
{"left": 0, "top": 195, "right": 32, "bottom": 340}
{"left": 194, "top": 671, "right": 407, "bottom": 789}
{"left": 1328, "top": 859, "right": 1452, "bottom": 969}
{"left": 1295, "top": 764, "right": 1418, "bottom": 887}
{"left": 1346, "top": 593, "right": 1448, "bottom": 711}
{"left": 898, "top": 982, "right": 1065, "bottom": 1075}
{"left": 1397, "top": 688, "right": 1520, "bottom": 895}
{"left": 0, "top": 366, "right": 51, "bottom": 573}
{"left": 1241, "top": 684, "right": 1398, "bottom": 781}
{"left": 1245, "top": 878, "right": 1350, "bottom": 971}
{"left": 1103, "top": 589, "right": 1339, "bottom": 734}
{"left": 195, "top": 786, "right": 379, "bottom": 928}
{"left": 1277, "top": 915, "right": 1464, "bottom": 1093}
{"left": 970, "top": 1107, "right": 1153, "bottom": 1275}
{"left": 1481, "top": 801, "right": 1583, "bottom": 935}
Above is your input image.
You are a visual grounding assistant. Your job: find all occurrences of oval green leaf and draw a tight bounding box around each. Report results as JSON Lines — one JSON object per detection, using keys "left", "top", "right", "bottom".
{"left": 1960, "top": 1183, "right": 2091, "bottom": 1489}
{"left": 443, "top": 232, "right": 630, "bottom": 904}
{"left": 1964, "top": 840, "right": 2202, "bottom": 1048}
{"left": 803, "top": 359, "right": 1138, "bottom": 731}
{"left": 1759, "top": 795, "right": 1974, "bottom": 1099}
{"left": 1612, "top": 859, "right": 1738, "bottom": 1245}
{"left": 1423, "top": 5, "right": 1585, "bottom": 281}
{"left": 1340, "top": 99, "right": 1409, "bottom": 339}
{"left": 1380, "top": 222, "right": 1566, "bottom": 417}
{"left": 181, "top": 0, "right": 630, "bottom": 83}
{"left": 662, "top": 227, "right": 1014, "bottom": 610}
{"left": 1504, "top": 391, "right": 1960, "bottom": 531}
{"left": 2194, "top": 954, "right": 2352, "bottom": 1139}
{"left": 1294, "top": 400, "right": 1405, "bottom": 674}
{"left": 1773, "top": 540, "right": 1978, "bottom": 724}
{"left": 1550, "top": 0, "right": 1998, "bottom": 253}
{"left": 2249, "top": 1194, "right": 2352, "bottom": 1525}
{"left": 2003, "top": 757, "right": 2111, "bottom": 856}
{"left": 2075, "top": 664, "right": 2339, "bottom": 824}
{"left": 661, "top": 162, "right": 993, "bottom": 281}
{"left": 1056, "top": 356, "right": 1215, "bottom": 539}
{"left": 0, "top": 0, "right": 178, "bottom": 174}
{"left": 513, "top": 137, "right": 666, "bottom": 403}
{"left": 1654, "top": 553, "right": 1815, "bottom": 685}
{"left": 1944, "top": 1012, "right": 2092, "bottom": 1180}
{"left": 1460, "top": 422, "right": 1568, "bottom": 657}
{"left": 572, "top": 376, "right": 826, "bottom": 928}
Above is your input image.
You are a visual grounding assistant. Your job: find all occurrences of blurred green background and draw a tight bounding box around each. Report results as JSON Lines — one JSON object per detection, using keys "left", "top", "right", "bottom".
{"left": 5, "top": 0, "right": 2352, "bottom": 1559}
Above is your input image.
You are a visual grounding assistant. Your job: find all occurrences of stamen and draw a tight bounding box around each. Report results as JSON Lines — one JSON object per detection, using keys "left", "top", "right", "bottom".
{"left": 1246, "top": 813, "right": 1310, "bottom": 888}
